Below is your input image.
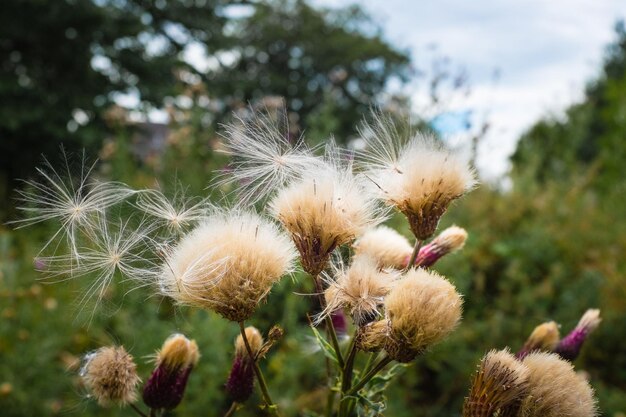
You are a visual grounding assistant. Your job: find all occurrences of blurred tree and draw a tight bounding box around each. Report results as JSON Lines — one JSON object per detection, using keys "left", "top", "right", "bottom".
{"left": 0, "top": 0, "right": 410, "bottom": 217}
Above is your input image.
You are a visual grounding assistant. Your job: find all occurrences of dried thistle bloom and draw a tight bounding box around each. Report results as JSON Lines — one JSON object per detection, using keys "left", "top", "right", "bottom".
{"left": 80, "top": 346, "right": 140, "bottom": 407}
{"left": 159, "top": 210, "right": 296, "bottom": 322}
{"left": 516, "top": 321, "right": 560, "bottom": 360}
{"left": 411, "top": 225, "right": 468, "bottom": 268}
{"left": 353, "top": 226, "right": 412, "bottom": 269}
{"left": 358, "top": 114, "right": 476, "bottom": 240}
{"left": 226, "top": 327, "right": 264, "bottom": 403}
{"left": 270, "top": 162, "right": 383, "bottom": 276}
{"left": 383, "top": 268, "right": 463, "bottom": 362}
{"left": 143, "top": 334, "right": 199, "bottom": 410}
{"left": 556, "top": 309, "right": 602, "bottom": 361}
{"left": 323, "top": 256, "right": 399, "bottom": 326}
{"left": 520, "top": 352, "right": 598, "bottom": 417}
{"left": 463, "top": 349, "right": 529, "bottom": 417}
{"left": 214, "top": 110, "right": 322, "bottom": 205}
{"left": 356, "top": 319, "right": 390, "bottom": 353}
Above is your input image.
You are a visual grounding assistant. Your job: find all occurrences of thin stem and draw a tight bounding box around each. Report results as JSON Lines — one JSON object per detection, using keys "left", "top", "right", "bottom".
{"left": 338, "top": 336, "right": 359, "bottom": 417}
{"left": 129, "top": 404, "right": 149, "bottom": 417}
{"left": 362, "top": 352, "right": 377, "bottom": 376}
{"left": 223, "top": 402, "right": 239, "bottom": 417}
{"left": 345, "top": 356, "right": 393, "bottom": 397}
{"left": 238, "top": 321, "right": 279, "bottom": 416}
{"left": 149, "top": 409, "right": 157, "bottom": 417}
{"left": 404, "top": 239, "right": 423, "bottom": 271}
{"left": 312, "top": 273, "right": 345, "bottom": 369}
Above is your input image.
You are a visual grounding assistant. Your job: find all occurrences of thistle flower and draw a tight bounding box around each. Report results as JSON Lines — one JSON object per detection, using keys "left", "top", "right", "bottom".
{"left": 462, "top": 349, "right": 529, "bottom": 417}
{"left": 323, "top": 256, "right": 399, "bottom": 326}
{"left": 411, "top": 225, "right": 468, "bottom": 268}
{"left": 331, "top": 309, "right": 349, "bottom": 339}
{"left": 214, "top": 111, "right": 322, "bottom": 205}
{"left": 353, "top": 226, "right": 413, "bottom": 269}
{"left": 159, "top": 210, "right": 296, "bottom": 322}
{"left": 143, "top": 334, "right": 200, "bottom": 410}
{"left": 270, "top": 161, "right": 384, "bottom": 276}
{"left": 80, "top": 346, "right": 140, "bottom": 407}
{"left": 516, "top": 321, "right": 560, "bottom": 360}
{"left": 358, "top": 114, "right": 476, "bottom": 240}
{"left": 13, "top": 152, "right": 135, "bottom": 257}
{"left": 520, "top": 352, "right": 598, "bottom": 417}
{"left": 556, "top": 309, "right": 602, "bottom": 361}
{"left": 383, "top": 268, "right": 463, "bottom": 362}
{"left": 356, "top": 319, "right": 390, "bottom": 353}
{"left": 226, "top": 327, "right": 264, "bottom": 403}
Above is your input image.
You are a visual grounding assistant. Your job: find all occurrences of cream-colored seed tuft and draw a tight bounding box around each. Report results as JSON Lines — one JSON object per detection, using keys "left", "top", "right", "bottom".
{"left": 81, "top": 346, "right": 140, "bottom": 407}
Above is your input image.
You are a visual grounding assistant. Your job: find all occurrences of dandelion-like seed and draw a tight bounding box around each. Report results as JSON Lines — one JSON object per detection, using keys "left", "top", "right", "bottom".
{"left": 556, "top": 309, "right": 601, "bottom": 361}
{"left": 323, "top": 256, "right": 399, "bottom": 326}
{"left": 13, "top": 152, "right": 135, "bottom": 257}
{"left": 80, "top": 346, "right": 140, "bottom": 407}
{"left": 136, "top": 188, "right": 210, "bottom": 234}
{"left": 270, "top": 161, "right": 384, "bottom": 276}
{"left": 463, "top": 349, "right": 529, "bottom": 417}
{"left": 143, "top": 334, "right": 200, "bottom": 410}
{"left": 383, "top": 268, "right": 463, "bottom": 362}
{"left": 358, "top": 113, "right": 476, "bottom": 240}
{"left": 353, "top": 226, "right": 413, "bottom": 269}
{"left": 520, "top": 352, "right": 598, "bottom": 417}
{"left": 214, "top": 111, "right": 322, "bottom": 205}
{"left": 159, "top": 210, "right": 296, "bottom": 322}
{"left": 516, "top": 321, "right": 560, "bottom": 360}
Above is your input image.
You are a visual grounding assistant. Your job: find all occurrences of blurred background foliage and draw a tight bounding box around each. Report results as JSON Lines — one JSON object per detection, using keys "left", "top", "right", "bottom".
{"left": 0, "top": 1, "right": 625, "bottom": 416}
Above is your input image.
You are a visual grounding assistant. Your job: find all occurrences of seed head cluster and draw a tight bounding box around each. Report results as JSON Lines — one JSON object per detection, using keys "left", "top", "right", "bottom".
{"left": 353, "top": 226, "right": 412, "bottom": 269}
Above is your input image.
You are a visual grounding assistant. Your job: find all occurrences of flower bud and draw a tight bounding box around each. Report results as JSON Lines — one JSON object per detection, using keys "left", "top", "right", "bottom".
{"left": 226, "top": 327, "right": 264, "bottom": 403}
{"left": 80, "top": 346, "right": 140, "bottom": 407}
{"left": 555, "top": 309, "right": 601, "bottom": 361}
{"left": 143, "top": 334, "right": 199, "bottom": 410}
{"left": 410, "top": 226, "right": 468, "bottom": 267}
{"left": 515, "top": 321, "right": 560, "bottom": 360}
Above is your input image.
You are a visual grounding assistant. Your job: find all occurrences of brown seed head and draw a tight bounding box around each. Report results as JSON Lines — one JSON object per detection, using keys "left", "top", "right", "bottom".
{"left": 463, "top": 349, "right": 529, "bottom": 417}
{"left": 160, "top": 210, "right": 296, "bottom": 322}
{"left": 81, "top": 346, "right": 140, "bottom": 407}
{"left": 384, "top": 268, "right": 463, "bottom": 361}
{"left": 323, "top": 256, "right": 400, "bottom": 325}
{"left": 353, "top": 226, "right": 412, "bottom": 269}
{"left": 520, "top": 352, "right": 598, "bottom": 417}
{"left": 270, "top": 165, "right": 383, "bottom": 275}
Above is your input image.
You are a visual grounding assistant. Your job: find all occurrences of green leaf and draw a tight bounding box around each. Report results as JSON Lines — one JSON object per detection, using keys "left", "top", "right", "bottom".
{"left": 309, "top": 325, "right": 339, "bottom": 364}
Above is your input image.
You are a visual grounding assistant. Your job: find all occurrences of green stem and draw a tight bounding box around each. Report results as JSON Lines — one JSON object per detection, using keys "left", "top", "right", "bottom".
{"left": 338, "top": 336, "right": 359, "bottom": 417}
{"left": 362, "top": 353, "right": 377, "bottom": 376}
{"left": 223, "top": 402, "right": 239, "bottom": 417}
{"left": 345, "top": 356, "right": 393, "bottom": 397}
{"left": 129, "top": 404, "right": 149, "bottom": 417}
{"left": 405, "top": 239, "right": 423, "bottom": 271}
{"left": 238, "top": 322, "right": 279, "bottom": 416}
{"left": 312, "top": 273, "right": 345, "bottom": 369}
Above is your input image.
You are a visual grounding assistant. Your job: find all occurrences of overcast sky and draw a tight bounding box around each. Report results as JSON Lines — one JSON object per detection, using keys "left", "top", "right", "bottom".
{"left": 314, "top": 0, "right": 626, "bottom": 180}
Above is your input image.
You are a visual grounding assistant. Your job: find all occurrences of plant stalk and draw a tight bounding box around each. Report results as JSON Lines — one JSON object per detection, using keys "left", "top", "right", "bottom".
{"left": 338, "top": 336, "right": 359, "bottom": 417}
{"left": 405, "top": 239, "right": 423, "bottom": 271}
{"left": 238, "top": 321, "right": 279, "bottom": 416}
{"left": 223, "top": 402, "right": 238, "bottom": 417}
{"left": 345, "top": 355, "right": 393, "bottom": 397}
{"left": 129, "top": 404, "right": 149, "bottom": 417}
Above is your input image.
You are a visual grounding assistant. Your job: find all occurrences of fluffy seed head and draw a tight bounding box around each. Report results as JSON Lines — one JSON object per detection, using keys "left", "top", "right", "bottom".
{"left": 80, "top": 346, "right": 139, "bottom": 407}
{"left": 358, "top": 114, "right": 476, "bottom": 240}
{"left": 516, "top": 321, "right": 560, "bottom": 360}
{"left": 159, "top": 210, "right": 296, "bottom": 321}
{"left": 270, "top": 163, "right": 383, "bottom": 275}
{"left": 323, "top": 256, "right": 399, "bottom": 326}
{"left": 520, "top": 352, "right": 598, "bottom": 417}
{"left": 463, "top": 349, "right": 530, "bottom": 417}
{"left": 353, "top": 226, "right": 413, "bottom": 269}
{"left": 412, "top": 225, "right": 468, "bottom": 268}
{"left": 384, "top": 268, "right": 463, "bottom": 362}
{"left": 356, "top": 319, "right": 391, "bottom": 352}
{"left": 235, "top": 326, "right": 264, "bottom": 359}
{"left": 143, "top": 334, "right": 199, "bottom": 410}
{"left": 556, "top": 309, "right": 601, "bottom": 361}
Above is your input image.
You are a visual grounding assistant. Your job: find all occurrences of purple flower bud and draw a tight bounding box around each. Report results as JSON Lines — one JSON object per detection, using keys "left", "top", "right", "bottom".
{"left": 408, "top": 226, "right": 467, "bottom": 268}
{"left": 142, "top": 334, "right": 199, "bottom": 410}
{"left": 331, "top": 309, "right": 348, "bottom": 338}
{"left": 556, "top": 309, "right": 601, "bottom": 361}
{"left": 225, "top": 355, "right": 255, "bottom": 403}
